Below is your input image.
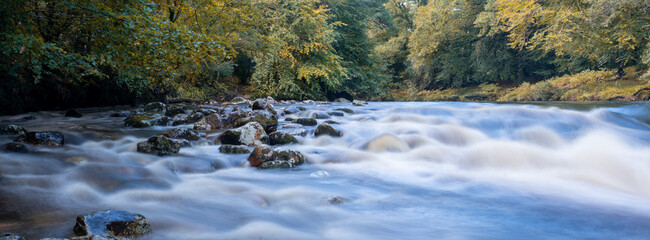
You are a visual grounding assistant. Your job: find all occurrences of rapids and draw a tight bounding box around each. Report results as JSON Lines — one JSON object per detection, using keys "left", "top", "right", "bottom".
{"left": 1, "top": 102, "right": 650, "bottom": 239}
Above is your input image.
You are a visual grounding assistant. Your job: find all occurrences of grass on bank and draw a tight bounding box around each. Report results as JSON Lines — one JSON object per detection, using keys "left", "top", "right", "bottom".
{"left": 384, "top": 69, "right": 650, "bottom": 102}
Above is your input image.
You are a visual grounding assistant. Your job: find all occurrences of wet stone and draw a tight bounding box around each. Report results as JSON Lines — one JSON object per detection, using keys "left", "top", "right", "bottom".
{"left": 293, "top": 118, "right": 317, "bottom": 126}
{"left": 247, "top": 146, "right": 305, "bottom": 169}
{"left": 172, "top": 112, "right": 203, "bottom": 126}
{"left": 73, "top": 209, "right": 152, "bottom": 238}
{"left": 328, "top": 111, "right": 344, "bottom": 117}
{"left": 0, "top": 233, "right": 25, "bottom": 240}
{"left": 4, "top": 142, "right": 28, "bottom": 153}
{"left": 283, "top": 106, "right": 301, "bottom": 114}
{"left": 124, "top": 114, "right": 169, "bottom": 128}
{"left": 0, "top": 125, "right": 26, "bottom": 135}
{"left": 136, "top": 135, "right": 180, "bottom": 156}
{"left": 328, "top": 196, "right": 347, "bottom": 205}
{"left": 165, "top": 105, "right": 187, "bottom": 117}
{"left": 269, "top": 132, "right": 298, "bottom": 145}
{"left": 218, "top": 122, "right": 268, "bottom": 146}
{"left": 314, "top": 123, "right": 341, "bottom": 137}
{"left": 18, "top": 131, "right": 65, "bottom": 146}
{"left": 143, "top": 102, "right": 166, "bottom": 112}
{"left": 193, "top": 114, "right": 222, "bottom": 131}
{"left": 161, "top": 127, "right": 200, "bottom": 141}
{"left": 219, "top": 145, "right": 251, "bottom": 154}
{"left": 335, "top": 108, "right": 354, "bottom": 114}
{"left": 233, "top": 110, "right": 278, "bottom": 133}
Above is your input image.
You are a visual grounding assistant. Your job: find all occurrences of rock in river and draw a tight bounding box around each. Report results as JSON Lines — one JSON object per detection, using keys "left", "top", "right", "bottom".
{"left": 193, "top": 113, "right": 222, "bottom": 131}
{"left": 124, "top": 113, "right": 169, "bottom": 128}
{"left": 218, "top": 122, "right": 268, "bottom": 146}
{"left": 161, "top": 127, "right": 200, "bottom": 141}
{"left": 137, "top": 135, "right": 181, "bottom": 156}
{"left": 293, "top": 118, "right": 317, "bottom": 126}
{"left": 0, "top": 124, "right": 26, "bottom": 135}
{"left": 0, "top": 233, "right": 25, "bottom": 240}
{"left": 268, "top": 132, "right": 298, "bottom": 145}
{"left": 219, "top": 145, "right": 251, "bottom": 154}
{"left": 232, "top": 110, "right": 278, "bottom": 133}
{"left": 314, "top": 123, "right": 341, "bottom": 137}
{"left": 4, "top": 142, "right": 28, "bottom": 153}
{"left": 73, "top": 209, "right": 152, "bottom": 238}
{"left": 248, "top": 145, "right": 305, "bottom": 169}
{"left": 17, "top": 131, "right": 65, "bottom": 146}
{"left": 143, "top": 102, "right": 166, "bottom": 112}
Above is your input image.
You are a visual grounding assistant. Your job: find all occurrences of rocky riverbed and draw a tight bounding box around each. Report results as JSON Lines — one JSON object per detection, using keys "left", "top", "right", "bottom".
{"left": 1, "top": 99, "right": 650, "bottom": 239}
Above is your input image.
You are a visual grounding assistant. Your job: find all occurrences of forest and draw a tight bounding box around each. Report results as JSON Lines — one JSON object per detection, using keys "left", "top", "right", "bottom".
{"left": 1, "top": 0, "right": 649, "bottom": 115}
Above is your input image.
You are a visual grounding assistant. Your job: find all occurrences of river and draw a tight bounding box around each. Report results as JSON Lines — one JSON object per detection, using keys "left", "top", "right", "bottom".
{"left": 1, "top": 101, "right": 650, "bottom": 239}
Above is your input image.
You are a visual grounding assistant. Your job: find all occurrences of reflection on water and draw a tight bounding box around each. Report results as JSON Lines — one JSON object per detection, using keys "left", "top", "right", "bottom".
{"left": 1, "top": 102, "right": 650, "bottom": 239}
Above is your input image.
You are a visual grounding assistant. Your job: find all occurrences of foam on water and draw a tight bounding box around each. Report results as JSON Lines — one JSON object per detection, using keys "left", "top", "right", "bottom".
{"left": 1, "top": 102, "right": 650, "bottom": 239}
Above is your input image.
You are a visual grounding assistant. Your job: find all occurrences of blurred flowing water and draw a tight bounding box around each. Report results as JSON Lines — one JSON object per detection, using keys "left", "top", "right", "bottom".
{"left": 1, "top": 102, "right": 650, "bottom": 239}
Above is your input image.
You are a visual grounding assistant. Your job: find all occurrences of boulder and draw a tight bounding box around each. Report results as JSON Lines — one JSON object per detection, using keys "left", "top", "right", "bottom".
{"left": 352, "top": 100, "right": 366, "bottom": 106}
{"left": 65, "top": 109, "right": 83, "bottom": 118}
{"left": 161, "top": 127, "right": 200, "bottom": 141}
{"left": 311, "top": 111, "right": 331, "bottom": 119}
{"left": 248, "top": 146, "right": 305, "bottom": 169}
{"left": 219, "top": 145, "right": 251, "bottom": 154}
{"left": 314, "top": 124, "right": 341, "bottom": 137}
{"left": 335, "top": 108, "right": 354, "bottom": 114}
{"left": 172, "top": 112, "right": 203, "bottom": 126}
{"left": 136, "top": 135, "right": 180, "bottom": 156}
{"left": 143, "top": 102, "right": 166, "bottom": 112}
{"left": 5, "top": 142, "right": 28, "bottom": 153}
{"left": 363, "top": 134, "right": 409, "bottom": 152}
{"left": 229, "top": 97, "right": 250, "bottom": 105}
{"left": 268, "top": 132, "right": 298, "bottom": 145}
{"left": 193, "top": 114, "right": 222, "bottom": 131}
{"left": 73, "top": 209, "right": 151, "bottom": 238}
{"left": 247, "top": 145, "right": 276, "bottom": 167}
{"left": 124, "top": 114, "right": 169, "bottom": 128}
{"left": 218, "top": 122, "right": 268, "bottom": 146}
{"left": 18, "top": 131, "right": 65, "bottom": 146}
{"left": 232, "top": 110, "right": 278, "bottom": 133}
{"left": 0, "top": 124, "right": 26, "bottom": 135}
{"left": 283, "top": 106, "right": 301, "bottom": 114}
{"left": 0, "top": 233, "right": 25, "bottom": 240}
{"left": 328, "top": 111, "right": 344, "bottom": 117}
{"left": 293, "top": 118, "right": 317, "bottom": 126}
{"left": 251, "top": 99, "right": 268, "bottom": 111}
{"left": 164, "top": 105, "right": 187, "bottom": 117}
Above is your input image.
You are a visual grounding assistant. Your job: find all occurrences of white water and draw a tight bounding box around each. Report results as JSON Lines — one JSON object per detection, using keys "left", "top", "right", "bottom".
{"left": 1, "top": 102, "right": 650, "bottom": 239}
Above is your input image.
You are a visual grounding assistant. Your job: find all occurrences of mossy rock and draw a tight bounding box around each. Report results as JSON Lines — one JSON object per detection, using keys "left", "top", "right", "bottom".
{"left": 258, "top": 160, "right": 293, "bottom": 169}
{"left": 124, "top": 114, "right": 169, "bottom": 128}
{"left": 73, "top": 209, "right": 152, "bottom": 238}
{"left": 0, "top": 124, "right": 26, "bottom": 135}
{"left": 292, "top": 118, "right": 317, "bottom": 126}
{"left": 269, "top": 132, "right": 298, "bottom": 145}
{"left": 143, "top": 102, "right": 166, "bottom": 112}
{"left": 219, "top": 145, "right": 250, "bottom": 154}
{"left": 233, "top": 110, "right": 278, "bottom": 133}
{"left": 314, "top": 124, "right": 341, "bottom": 137}
{"left": 161, "top": 127, "right": 200, "bottom": 141}
{"left": 136, "top": 135, "right": 180, "bottom": 156}
{"left": 334, "top": 108, "right": 354, "bottom": 114}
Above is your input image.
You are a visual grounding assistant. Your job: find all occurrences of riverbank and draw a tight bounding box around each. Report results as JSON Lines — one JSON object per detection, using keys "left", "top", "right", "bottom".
{"left": 383, "top": 70, "right": 650, "bottom": 102}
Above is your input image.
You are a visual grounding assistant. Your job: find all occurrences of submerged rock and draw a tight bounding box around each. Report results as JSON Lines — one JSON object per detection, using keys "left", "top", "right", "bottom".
{"left": 73, "top": 209, "right": 152, "bottom": 238}
{"left": 248, "top": 146, "right": 305, "bottom": 169}
{"left": 218, "top": 122, "right": 268, "bottom": 146}
{"left": 311, "top": 111, "right": 330, "bottom": 119}
{"left": 219, "top": 145, "right": 251, "bottom": 154}
{"left": 268, "top": 132, "right": 298, "bottom": 145}
{"left": 293, "top": 118, "right": 317, "bottom": 126}
{"left": 143, "top": 102, "right": 166, "bottom": 112}
{"left": 328, "top": 196, "right": 347, "bottom": 205}
{"left": 17, "top": 131, "right": 65, "bottom": 146}
{"left": 283, "top": 106, "right": 301, "bottom": 114}
{"left": 124, "top": 114, "right": 169, "bottom": 128}
{"left": 328, "top": 111, "right": 344, "bottom": 117}
{"left": 0, "top": 124, "right": 26, "bottom": 135}
{"left": 193, "top": 114, "right": 222, "bottom": 131}
{"left": 363, "top": 134, "right": 409, "bottom": 152}
{"left": 4, "top": 142, "right": 28, "bottom": 153}
{"left": 0, "top": 233, "right": 25, "bottom": 240}
{"left": 137, "top": 135, "right": 180, "bottom": 156}
{"left": 65, "top": 109, "right": 83, "bottom": 118}
{"left": 161, "top": 127, "right": 200, "bottom": 141}
{"left": 335, "top": 108, "right": 354, "bottom": 114}
{"left": 314, "top": 124, "right": 341, "bottom": 137}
